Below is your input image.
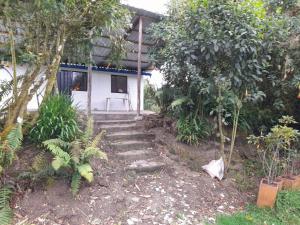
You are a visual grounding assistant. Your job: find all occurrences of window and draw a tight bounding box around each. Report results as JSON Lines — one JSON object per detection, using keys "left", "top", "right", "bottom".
{"left": 57, "top": 70, "right": 87, "bottom": 95}
{"left": 71, "top": 71, "right": 87, "bottom": 91}
{"left": 111, "top": 75, "right": 127, "bottom": 93}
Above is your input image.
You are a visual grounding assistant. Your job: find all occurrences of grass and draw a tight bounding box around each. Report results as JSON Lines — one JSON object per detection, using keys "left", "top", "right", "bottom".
{"left": 216, "top": 190, "right": 300, "bottom": 225}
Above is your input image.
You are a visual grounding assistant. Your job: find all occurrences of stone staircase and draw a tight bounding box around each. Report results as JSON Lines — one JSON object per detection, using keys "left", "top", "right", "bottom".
{"left": 94, "top": 113, "right": 165, "bottom": 173}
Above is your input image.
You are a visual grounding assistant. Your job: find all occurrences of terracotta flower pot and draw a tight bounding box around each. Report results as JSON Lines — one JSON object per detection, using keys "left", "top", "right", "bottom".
{"left": 291, "top": 175, "right": 300, "bottom": 189}
{"left": 280, "top": 176, "right": 296, "bottom": 190}
{"left": 257, "top": 178, "right": 281, "bottom": 208}
{"left": 274, "top": 178, "right": 283, "bottom": 191}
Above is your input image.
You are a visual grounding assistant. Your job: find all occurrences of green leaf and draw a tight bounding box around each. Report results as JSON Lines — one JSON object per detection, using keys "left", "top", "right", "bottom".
{"left": 78, "top": 164, "right": 93, "bottom": 182}
{"left": 51, "top": 157, "right": 66, "bottom": 170}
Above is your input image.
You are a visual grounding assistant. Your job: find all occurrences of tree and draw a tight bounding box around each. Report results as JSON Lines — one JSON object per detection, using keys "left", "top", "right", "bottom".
{"left": 0, "top": 0, "right": 130, "bottom": 133}
{"left": 149, "top": 0, "right": 291, "bottom": 171}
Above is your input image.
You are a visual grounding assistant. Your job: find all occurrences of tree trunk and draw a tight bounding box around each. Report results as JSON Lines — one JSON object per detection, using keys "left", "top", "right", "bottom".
{"left": 217, "top": 87, "right": 226, "bottom": 162}
{"left": 43, "top": 27, "right": 66, "bottom": 99}
{"left": 87, "top": 51, "right": 93, "bottom": 116}
{"left": 137, "top": 16, "right": 143, "bottom": 116}
{"left": 226, "top": 103, "right": 241, "bottom": 173}
{"left": 9, "top": 28, "right": 17, "bottom": 103}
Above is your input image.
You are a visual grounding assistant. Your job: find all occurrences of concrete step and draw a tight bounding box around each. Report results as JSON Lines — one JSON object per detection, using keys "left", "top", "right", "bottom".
{"left": 111, "top": 140, "right": 154, "bottom": 152}
{"left": 92, "top": 113, "right": 136, "bottom": 121}
{"left": 97, "top": 123, "right": 142, "bottom": 133}
{"left": 95, "top": 120, "right": 136, "bottom": 125}
{"left": 116, "top": 150, "right": 152, "bottom": 161}
{"left": 126, "top": 160, "right": 165, "bottom": 173}
{"left": 106, "top": 131, "right": 155, "bottom": 141}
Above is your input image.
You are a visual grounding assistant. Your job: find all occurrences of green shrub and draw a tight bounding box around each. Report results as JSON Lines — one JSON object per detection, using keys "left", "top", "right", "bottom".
{"left": 176, "top": 114, "right": 211, "bottom": 145}
{"left": 30, "top": 94, "right": 79, "bottom": 143}
{"left": 144, "top": 80, "right": 160, "bottom": 112}
{"left": 43, "top": 117, "right": 107, "bottom": 195}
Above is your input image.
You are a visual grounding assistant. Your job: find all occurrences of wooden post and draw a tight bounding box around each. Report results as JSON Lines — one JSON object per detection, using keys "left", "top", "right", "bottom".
{"left": 137, "top": 16, "right": 143, "bottom": 116}
{"left": 87, "top": 51, "right": 92, "bottom": 116}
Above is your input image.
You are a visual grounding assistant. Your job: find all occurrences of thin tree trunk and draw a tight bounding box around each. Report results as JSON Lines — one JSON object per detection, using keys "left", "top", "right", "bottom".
{"left": 137, "top": 16, "right": 143, "bottom": 116}
{"left": 9, "top": 28, "right": 17, "bottom": 103}
{"left": 226, "top": 105, "right": 241, "bottom": 173}
{"left": 217, "top": 87, "right": 226, "bottom": 162}
{"left": 43, "top": 25, "right": 66, "bottom": 99}
{"left": 87, "top": 51, "right": 93, "bottom": 116}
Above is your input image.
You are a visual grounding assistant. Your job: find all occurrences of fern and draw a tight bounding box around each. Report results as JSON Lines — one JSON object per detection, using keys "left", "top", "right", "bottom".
{"left": 0, "top": 187, "right": 13, "bottom": 225}
{"left": 0, "top": 188, "right": 11, "bottom": 207}
{"left": 43, "top": 142, "right": 71, "bottom": 163}
{"left": 6, "top": 123, "right": 23, "bottom": 150}
{"left": 90, "top": 130, "right": 106, "bottom": 148}
{"left": 77, "top": 164, "right": 93, "bottom": 182}
{"left": 0, "top": 207, "right": 13, "bottom": 225}
{"left": 71, "top": 172, "right": 81, "bottom": 196}
{"left": 83, "top": 147, "right": 107, "bottom": 161}
{"left": 32, "top": 152, "right": 48, "bottom": 172}
{"left": 70, "top": 141, "right": 81, "bottom": 164}
{"left": 82, "top": 117, "right": 94, "bottom": 145}
{"left": 43, "top": 139, "right": 70, "bottom": 149}
{"left": 0, "top": 123, "right": 23, "bottom": 174}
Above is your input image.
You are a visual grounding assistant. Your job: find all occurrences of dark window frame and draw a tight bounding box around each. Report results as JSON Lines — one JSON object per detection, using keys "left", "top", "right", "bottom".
{"left": 57, "top": 70, "right": 87, "bottom": 95}
{"left": 111, "top": 75, "right": 128, "bottom": 94}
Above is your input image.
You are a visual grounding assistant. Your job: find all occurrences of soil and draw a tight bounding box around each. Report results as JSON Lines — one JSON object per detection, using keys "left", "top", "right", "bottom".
{"left": 11, "top": 115, "right": 257, "bottom": 225}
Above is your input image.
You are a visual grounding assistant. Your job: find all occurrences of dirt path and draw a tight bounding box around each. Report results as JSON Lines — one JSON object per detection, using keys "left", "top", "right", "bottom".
{"left": 14, "top": 148, "right": 249, "bottom": 225}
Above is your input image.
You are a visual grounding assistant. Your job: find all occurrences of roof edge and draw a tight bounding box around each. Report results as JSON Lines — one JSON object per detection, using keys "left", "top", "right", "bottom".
{"left": 60, "top": 63, "right": 152, "bottom": 76}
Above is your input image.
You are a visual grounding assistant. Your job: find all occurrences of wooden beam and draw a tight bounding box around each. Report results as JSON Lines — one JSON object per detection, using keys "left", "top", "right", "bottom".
{"left": 87, "top": 51, "right": 92, "bottom": 116}
{"left": 137, "top": 16, "right": 143, "bottom": 116}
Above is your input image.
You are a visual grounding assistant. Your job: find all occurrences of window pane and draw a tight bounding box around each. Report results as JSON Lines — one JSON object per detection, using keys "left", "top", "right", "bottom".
{"left": 111, "top": 75, "right": 127, "bottom": 93}
{"left": 72, "top": 71, "right": 87, "bottom": 91}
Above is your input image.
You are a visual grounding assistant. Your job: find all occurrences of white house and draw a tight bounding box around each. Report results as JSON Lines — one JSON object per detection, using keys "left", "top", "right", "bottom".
{"left": 0, "top": 6, "right": 162, "bottom": 113}
{"left": 57, "top": 63, "right": 151, "bottom": 111}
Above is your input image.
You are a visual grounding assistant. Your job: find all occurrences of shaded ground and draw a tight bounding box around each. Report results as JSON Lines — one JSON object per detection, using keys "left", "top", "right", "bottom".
{"left": 12, "top": 116, "right": 256, "bottom": 225}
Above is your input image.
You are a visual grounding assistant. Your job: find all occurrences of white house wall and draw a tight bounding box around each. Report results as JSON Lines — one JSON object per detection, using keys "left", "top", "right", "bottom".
{"left": 0, "top": 65, "right": 46, "bottom": 111}
{"left": 73, "top": 70, "right": 144, "bottom": 111}
{"left": 1, "top": 65, "right": 146, "bottom": 112}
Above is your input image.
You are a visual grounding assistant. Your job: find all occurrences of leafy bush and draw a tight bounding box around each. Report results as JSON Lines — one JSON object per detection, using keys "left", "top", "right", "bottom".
{"left": 144, "top": 80, "right": 160, "bottom": 112}
{"left": 216, "top": 190, "right": 300, "bottom": 225}
{"left": 43, "top": 117, "right": 107, "bottom": 195}
{"left": 176, "top": 114, "right": 211, "bottom": 146}
{"left": 30, "top": 94, "right": 79, "bottom": 143}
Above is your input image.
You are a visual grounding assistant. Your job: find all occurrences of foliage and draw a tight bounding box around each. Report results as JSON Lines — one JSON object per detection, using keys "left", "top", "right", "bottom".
{"left": 0, "top": 123, "right": 23, "bottom": 174}
{"left": 216, "top": 190, "right": 300, "bottom": 225}
{"left": 0, "top": 187, "right": 13, "bottom": 225}
{"left": 0, "top": 0, "right": 131, "bottom": 129}
{"left": 149, "top": 0, "right": 297, "bottom": 171}
{"left": 30, "top": 94, "right": 79, "bottom": 143}
{"left": 176, "top": 114, "right": 211, "bottom": 145}
{"left": 144, "top": 80, "right": 160, "bottom": 112}
{"left": 43, "top": 117, "right": 107, "bottom": 195}
{"left": 248, "top": 116, "right": 300, "bottom": 183}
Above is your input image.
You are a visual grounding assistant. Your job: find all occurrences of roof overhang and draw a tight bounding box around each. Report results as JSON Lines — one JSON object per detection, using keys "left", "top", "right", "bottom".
{"left": 91, "top": 5, "right": 163, "bottom": 71}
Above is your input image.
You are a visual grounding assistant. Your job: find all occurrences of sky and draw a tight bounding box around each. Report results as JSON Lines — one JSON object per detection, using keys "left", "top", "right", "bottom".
{"left": 121, "top": 0, "right": 169, "bottom": 14}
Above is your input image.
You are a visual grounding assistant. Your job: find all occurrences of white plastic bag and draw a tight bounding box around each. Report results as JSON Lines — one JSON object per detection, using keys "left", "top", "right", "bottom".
{"left": 202, "top": 157, "right": 224, "bottom": 180}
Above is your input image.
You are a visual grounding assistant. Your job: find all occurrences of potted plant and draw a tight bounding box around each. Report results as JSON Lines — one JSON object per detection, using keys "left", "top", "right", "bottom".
{"left": 276, "top": 116, "right": 300, "bottom": 190}
{"left": 248, "top": 116, "right": 299, "bottom": 208}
